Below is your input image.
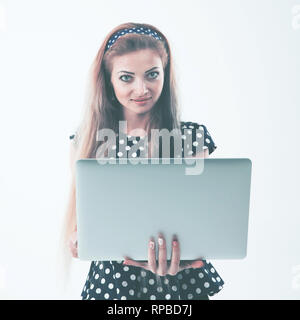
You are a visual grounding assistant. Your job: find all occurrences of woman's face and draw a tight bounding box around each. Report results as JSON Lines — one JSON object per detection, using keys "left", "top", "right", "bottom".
{"left": 110, "top": 49, "right": 165, "bottom": 116}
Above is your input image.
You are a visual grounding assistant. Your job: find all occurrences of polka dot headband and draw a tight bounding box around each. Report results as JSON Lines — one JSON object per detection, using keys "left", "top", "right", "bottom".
{"left": 105, "top": 27, "right": 163, "bottom": 52}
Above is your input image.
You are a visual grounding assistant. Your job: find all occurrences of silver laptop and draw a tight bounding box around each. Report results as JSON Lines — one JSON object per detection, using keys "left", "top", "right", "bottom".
{"left": 75, "top": 158, "right": 252, "bottom": 261}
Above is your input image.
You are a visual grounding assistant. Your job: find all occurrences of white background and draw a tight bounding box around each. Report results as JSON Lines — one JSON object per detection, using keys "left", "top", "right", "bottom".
{"left": 0, "top": 0, "right": 299, "bottom": 299}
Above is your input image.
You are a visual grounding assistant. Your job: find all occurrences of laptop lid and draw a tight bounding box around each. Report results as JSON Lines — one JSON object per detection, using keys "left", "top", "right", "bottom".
{"left": 76, "top": 158, "right": 252, "bottom": 261}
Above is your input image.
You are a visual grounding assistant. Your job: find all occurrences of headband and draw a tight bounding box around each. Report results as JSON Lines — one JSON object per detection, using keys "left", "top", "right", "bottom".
{"left": 105, "top": 27, "right": 163, "bottom": 53}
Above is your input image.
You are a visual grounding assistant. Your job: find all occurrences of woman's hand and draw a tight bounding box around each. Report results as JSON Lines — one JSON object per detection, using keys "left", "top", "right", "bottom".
{"left": 123, "top": 234, "right": 204, "bottom": 276}
{"left": 68, "top": 230, "right": 78, "bottom": 258}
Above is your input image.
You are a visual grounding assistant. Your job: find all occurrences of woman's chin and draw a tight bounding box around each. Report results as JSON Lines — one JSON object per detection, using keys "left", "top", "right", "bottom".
{"left": 123, "top": 105, "right": 154, "bottom": 116}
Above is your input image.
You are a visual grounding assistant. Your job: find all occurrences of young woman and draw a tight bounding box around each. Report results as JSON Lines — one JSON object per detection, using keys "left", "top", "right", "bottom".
{"left": 64, "top": 22, "right": 225, "bottom": 300}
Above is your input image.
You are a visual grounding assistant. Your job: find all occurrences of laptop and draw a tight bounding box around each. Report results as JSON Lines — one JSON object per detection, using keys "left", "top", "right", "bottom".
{"left": 75, "top": 158, "right": 252, "bottom": 261}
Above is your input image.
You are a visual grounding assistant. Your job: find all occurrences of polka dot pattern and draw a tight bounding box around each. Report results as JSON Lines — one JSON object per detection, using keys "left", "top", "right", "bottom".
{"left": 179, "top": 122, "right": 217, "bottom": 157}
{"left": 70, "top": 122, "right": 217, "bottom": 158}
{"left": 75, "top": 122, "right": 222, "bottom": 300}
{"left": 104, "top": 122, "right": 216, "bottom": 159}
{"left": 81, "top": 259, "right": 224, "bottom": 300}
{"left": 105, "top": 27, "right": 163, "bottom": 52}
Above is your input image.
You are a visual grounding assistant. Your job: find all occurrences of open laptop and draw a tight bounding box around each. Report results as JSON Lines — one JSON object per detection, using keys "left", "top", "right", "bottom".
{"left": 75, "top": 158, "right": 252, "bottom": 261}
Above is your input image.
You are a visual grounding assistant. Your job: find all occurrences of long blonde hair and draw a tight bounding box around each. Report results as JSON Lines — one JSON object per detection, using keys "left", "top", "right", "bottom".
{"left": 58, "top": 22, "right": 181, "bottom": 288}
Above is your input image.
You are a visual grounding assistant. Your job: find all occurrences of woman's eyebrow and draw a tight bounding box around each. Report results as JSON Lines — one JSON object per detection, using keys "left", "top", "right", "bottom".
{"left": 118, "top": 66, "right": 159, "bottom": 74}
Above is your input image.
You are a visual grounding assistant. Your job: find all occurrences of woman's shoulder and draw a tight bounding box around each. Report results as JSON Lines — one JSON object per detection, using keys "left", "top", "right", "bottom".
{"left": 180, "top": 121, "right": 217, "bottom": 155}
{"left": 180, "top": 120, "right": 207, "bottom": 131}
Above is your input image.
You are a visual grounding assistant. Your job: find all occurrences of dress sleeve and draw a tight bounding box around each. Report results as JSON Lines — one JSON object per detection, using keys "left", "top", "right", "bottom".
{"left": 69, "top": 131, "right": 79, "bottom": 146}
{"left": 181, "top": 121, "right": 217, "bottom": 156}
{"left": 195, "top": 123, "right": 217, "bottom": 155}
{"left": 196, "top": 259, "right": 225, "bottom": 297}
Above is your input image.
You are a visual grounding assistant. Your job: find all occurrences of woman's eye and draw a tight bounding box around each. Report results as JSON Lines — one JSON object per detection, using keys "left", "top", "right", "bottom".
{"left": 120, "top": 72, "right": 159, "bottom": 82}
{"left": 120, "top": 75, "right": 132, "bottom": 82}
{"left": 148, "top": 71, "right": 159, "bottom": 79}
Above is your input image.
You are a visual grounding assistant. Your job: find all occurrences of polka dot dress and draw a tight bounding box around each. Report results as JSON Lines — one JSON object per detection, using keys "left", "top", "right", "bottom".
{"left": 70, "top": 121, "right": 224, "bottom": 300}
{"left": 81, "top": 259, "right": 224, "bottom": 300}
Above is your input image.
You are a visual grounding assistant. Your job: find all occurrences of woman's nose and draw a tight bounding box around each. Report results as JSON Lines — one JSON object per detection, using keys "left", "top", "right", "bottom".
{"left": 134, "top": 79, "right": 149, "bottom": 96}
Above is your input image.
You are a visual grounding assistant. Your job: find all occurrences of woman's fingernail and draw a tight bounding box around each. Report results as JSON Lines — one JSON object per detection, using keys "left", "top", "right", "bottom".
{"left": 172, "top": 240, "right": 178, "bottom": 247}
{"left": 193, "top": 261, "right": 204, "bottom": 268}
{"left": 149, "top": 241, "right": 155, "bottom": 249}
{"left": 158, "top": 237, "right": 164, "bottom": 246}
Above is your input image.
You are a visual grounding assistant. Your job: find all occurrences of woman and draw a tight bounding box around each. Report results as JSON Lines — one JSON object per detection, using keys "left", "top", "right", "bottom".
{"left": 64, "top": 22, "right": 224, "bottom": 300}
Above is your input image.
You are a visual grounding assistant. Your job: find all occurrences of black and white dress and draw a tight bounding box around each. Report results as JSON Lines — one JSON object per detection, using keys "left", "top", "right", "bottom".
{"left": 70, "top": 121, "right": 225, "bottom": 300}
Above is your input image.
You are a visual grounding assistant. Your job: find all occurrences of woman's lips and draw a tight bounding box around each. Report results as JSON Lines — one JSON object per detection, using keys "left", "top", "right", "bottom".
{"left": 132, "top": 97, "right": 152, "bottom": 105}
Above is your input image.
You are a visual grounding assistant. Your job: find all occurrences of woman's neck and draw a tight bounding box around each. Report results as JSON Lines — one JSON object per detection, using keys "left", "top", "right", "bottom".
{"left": 121, "top": 110, "right": 151, "bottom": 137}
